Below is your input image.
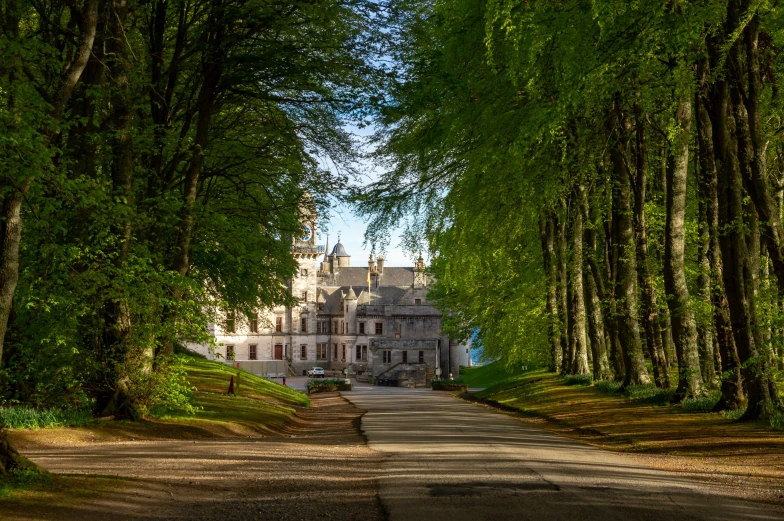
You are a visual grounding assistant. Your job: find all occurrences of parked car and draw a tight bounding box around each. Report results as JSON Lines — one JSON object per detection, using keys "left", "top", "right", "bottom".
{"left": 308, "top": 367, "right": 325, "bottom": 378}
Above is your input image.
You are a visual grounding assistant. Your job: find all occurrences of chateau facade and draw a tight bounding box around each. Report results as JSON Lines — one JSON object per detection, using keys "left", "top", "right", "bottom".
{"left": 190, "top": 213, "right": 470, "bottom": 386}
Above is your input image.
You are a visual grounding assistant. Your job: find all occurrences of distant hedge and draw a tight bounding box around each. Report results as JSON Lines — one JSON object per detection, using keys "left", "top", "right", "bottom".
{"left": 431, "top": 381, "right": 467, "bottom": 392}
{"left": 307, "top": 379, "right": 352, "bottom": 394}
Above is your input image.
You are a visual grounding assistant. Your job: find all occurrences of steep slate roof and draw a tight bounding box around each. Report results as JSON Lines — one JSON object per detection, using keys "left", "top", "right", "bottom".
{"left": 317, "top": 285, "right": 417, "bottom": 314}
{"left": 327, "top": 267, "right": 417, "bottom": 287}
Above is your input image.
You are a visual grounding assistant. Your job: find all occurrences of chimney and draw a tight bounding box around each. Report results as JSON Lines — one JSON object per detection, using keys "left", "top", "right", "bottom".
{"left": 377, "top": 256, "right": 384, "bottom": 274}
{"left": 368, "top": 254, "right": 376, "bottom": 273}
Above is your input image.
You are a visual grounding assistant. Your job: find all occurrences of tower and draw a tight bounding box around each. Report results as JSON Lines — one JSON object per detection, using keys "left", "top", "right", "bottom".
{"left": 414, "top": 252, "right": 427, "bottom": 288}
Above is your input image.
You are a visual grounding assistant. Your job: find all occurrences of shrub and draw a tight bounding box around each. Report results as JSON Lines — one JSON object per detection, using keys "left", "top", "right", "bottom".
{"left": 720, "top": 408, "right": 746, "bottom": 420}
{"left": 431, "top": 381, "right": 467, "bottom": 392}
{"left": 564, "top": 374, "right": 593, "bottom": 386}
{"left": 594, "top": 380, "right": 622, "bottom": 393}
{"left": 0, "top": 405, "right": 93, "bottom": 429}
{"left": 623, "top": 384, "right": 676, "bottom": 404}
{"left": 771, "top": 410, "right": 784, "bottom": 431}
{"left": 680, "top": 393, "right": 721, "bottom": 412}
{"left": 307, "top": 379, "right": 352, "bottom": 394}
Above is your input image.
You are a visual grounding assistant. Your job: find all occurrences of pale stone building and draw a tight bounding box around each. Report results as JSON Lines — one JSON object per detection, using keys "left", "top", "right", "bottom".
{"left": 189, "top": 211, "right": 471, "bottom": 386}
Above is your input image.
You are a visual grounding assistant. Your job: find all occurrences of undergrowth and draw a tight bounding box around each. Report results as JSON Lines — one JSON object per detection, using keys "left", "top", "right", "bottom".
{"left": 564, "top": 374, "right": 593, "bottom": 386}
{"left": 0, "top": 405, "right": 93, "bottom": 429}
{"left": 0, "top": 468, "right": 52, "bottom": 498}
{"left": 679, "top": 392, "right": 721, "bottom": 412}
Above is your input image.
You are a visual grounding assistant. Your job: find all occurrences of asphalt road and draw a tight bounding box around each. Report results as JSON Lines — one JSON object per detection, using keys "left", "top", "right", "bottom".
{"left": 343, "top": 387, "right": 781, "bottom": 521}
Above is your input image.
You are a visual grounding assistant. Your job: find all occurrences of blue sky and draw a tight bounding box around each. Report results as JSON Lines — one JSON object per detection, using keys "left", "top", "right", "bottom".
{"left": 314, "top": 124, "right": 416, "bottom": 267}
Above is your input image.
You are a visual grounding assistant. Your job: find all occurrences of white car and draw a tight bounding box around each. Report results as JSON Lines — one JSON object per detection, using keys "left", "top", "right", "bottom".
{"left": 308, "top": 367, "right": 325, "bottom": 378}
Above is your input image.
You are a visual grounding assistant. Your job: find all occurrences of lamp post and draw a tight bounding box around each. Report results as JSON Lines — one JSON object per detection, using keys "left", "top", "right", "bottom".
{"left": 435, "top": 367, "right": 442, "bottom": 381}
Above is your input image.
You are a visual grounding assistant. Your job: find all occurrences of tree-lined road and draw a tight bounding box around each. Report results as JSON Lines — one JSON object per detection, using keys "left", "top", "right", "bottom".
{"left": 345, "top": 388, "right": 781, "bottom": 521}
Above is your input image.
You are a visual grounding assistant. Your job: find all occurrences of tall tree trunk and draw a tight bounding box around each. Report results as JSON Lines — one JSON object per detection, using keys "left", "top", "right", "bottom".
{"left": 540, "top": 209, "right": 563, "bottom": 372}
{"left": 610, "top": 106, "right": 651, "bottom": 387}
{"left": 633, "top": 102, "right": 671, "bottom": 388}
{"left": 604, "top": 180, "right": 626, "bottom": 381}
{"left": 664, "top": 99, "right": 704, "bottom": 400}
{"left": 555, "top": 198, "right": 570, "bottom": 373}
{"left": 582, "top": 184, "right": 611, "bottom": 380}
{"left": 570, "top": 184, "right": 590, "bottom": 375}
{"left": 697, "top": 52, "right": 745, "bottom": 411}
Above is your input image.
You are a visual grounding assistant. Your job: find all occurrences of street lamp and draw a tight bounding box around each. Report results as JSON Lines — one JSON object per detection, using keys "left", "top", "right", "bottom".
{"left": 435, "top": 367, "right": 442, "bottom": 380}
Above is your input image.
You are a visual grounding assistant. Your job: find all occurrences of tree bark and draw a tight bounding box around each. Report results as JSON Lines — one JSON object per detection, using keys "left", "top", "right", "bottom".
{"left": 664, "top": 99, "right": 704, "bottom": 400}
{"left": 569, "top": 184, "right": 590, "bottom": 375}
{"left": 610, "top": 106, "right": 651, "bottom": 387}
{"left": 582, "top": 186, "right": 611, "bottom": 380}
{"left": 697, "top": 52, "right": 745, "bottom": 410}
{"left": 633, "top": 102, "right": 671, "bottom": 388}
{"left": 555, "top": 199, "right": 570, "bottom": 373}
{"left": 540, "top": 209, "right": 563, "bottom": 372}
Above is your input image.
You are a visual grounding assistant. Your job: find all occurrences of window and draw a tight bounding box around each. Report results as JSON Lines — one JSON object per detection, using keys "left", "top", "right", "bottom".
{"left": 395, "top": 333, "right": 401, "bottom": 339}
{"left": 301, "top": 290, "right": 308, "bottom": 302}
{"left": 356, "top": 345, "right": 362, "bottom": 360}
{"left": 301, "top": 317, "right": 307, "bottom": 333}
{"left": 382, "top": 350, "right": 391, "bottom": 364}
{"left": 318, "top": 302, "right": 324, "bottom": 311}
{"left": 402, "top": 351, "right": 408, "bottom": 364}
{"left": 317, "top": 344, "right": 327, "bottom": 360}
{"left": 415, "top": 298, "right": 422, "bottom": 305}
{"left": 334, "top": 321, "right": 338, "bottom": 334}
{"left": 301, "top": 268, "right": 308, "bottom": 277}
{"left": 362, "top": 345, "right": 368, "bottom": 361}
{"left": 275, "top": 316, "right": 282, "bottom": 332}
{"left": 341, "top": 321, "right": 345, "bottom": 334}
{"left": 345, "top": 303, "right": 349, "bottom": 313}
{"left": 342, "top": 344, "right": 346, "bottom": 360}
{"left": 356, "top": 345, "right": 368, "bottom": 361}
{"left": 226, "top": 345, "right": 235, "bottom": 360}
{"left": 226, "top": 316, "right": 235, "bottom": 334}
{"left": 249, "top": 316, "right": 258, "bottom": 333}
{"left": 300, "top": 345, "right": 308, "bottom": 360}
{"left": 419, "top": 350, "right": 424, "bottom": 363}
{"left": 334, "top": 343, "right": 338, "bottom": 360}
{"left": 375, "top": 322, "right": 383, "bottom": 335}
{"left": 249, "top": 344, "right": 257, "bottom": 360}
{"left": 359, "top": 322, "right": 365, "bottom": 334}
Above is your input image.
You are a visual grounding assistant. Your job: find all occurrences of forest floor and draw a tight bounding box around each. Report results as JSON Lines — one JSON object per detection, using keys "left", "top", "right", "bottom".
{"left": 466, "top": 369, "right": 784, "bottom": 506}
{"left": 0, "top": 392, "right": 385, "bottom": 520}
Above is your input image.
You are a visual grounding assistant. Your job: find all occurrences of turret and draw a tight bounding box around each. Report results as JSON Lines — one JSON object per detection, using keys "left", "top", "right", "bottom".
{"left": 377, "top": 256, "right": 384, "bottom": 274}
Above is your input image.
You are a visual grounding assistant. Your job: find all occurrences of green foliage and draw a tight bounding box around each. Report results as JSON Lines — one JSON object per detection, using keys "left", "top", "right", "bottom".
{"left": 0, "top": 406, "right": 92, "bottom": 429}
{"left": 564, "top": 374, "right": 593, "bottom": 386}
{"left": 720, "top": 408, "right": 747, "bottom": 420}
{"left": 770, "top": 411, "right": 784, "bottom": 431}
{"left": 679, "top": 393, "right": 721, "bottom": 413}
{"left": 306, "top": 379, "right": 352, "bottom": 394}
{"left": 594, "top": 380, "right": 623, "bottom": 393}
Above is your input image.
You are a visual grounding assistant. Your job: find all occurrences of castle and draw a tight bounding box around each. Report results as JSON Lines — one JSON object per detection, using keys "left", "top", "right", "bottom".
{"left": 190, "top": 211, "right": 470, "bottom": 386}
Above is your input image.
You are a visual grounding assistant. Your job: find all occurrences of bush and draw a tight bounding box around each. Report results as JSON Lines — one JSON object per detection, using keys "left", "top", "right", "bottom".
{"left": 622, "top": 384, "right": 676, "bottom": 404}
{"left": 720, "top": 408, "right": 746, "bottom": 420}
{"left": 594, "top": 380, "right": 622, "bottom": 393}
{"left": 564, "top": 374, "right": 593, "bottom": 386}
{"left": 431, "top": 381, "right": 467, "bottom": 392}
{"left": 680, "top": 393, "right": 721, "bottom": 412}
{"left": 771, "top": 410, "right": 784, "bottom": 430}
{"left": 306, "top": 379, "right": 352, "bottom": 394}
{"left": 0, "top": 405, "right": 93, "bottom": 429}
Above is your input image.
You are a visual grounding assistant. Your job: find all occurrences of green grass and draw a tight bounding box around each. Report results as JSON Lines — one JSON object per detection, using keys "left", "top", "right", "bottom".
{"left": 0, "top": 406, "right": 93, "bottom": 429}
{"left": 181, "top": 352, "right": 309, "bottom": 407}
{"left": 0, "top": 469, "right": 52, "bottom": 499}
{"left": 564, "top": 374, "right": 593, "bottom": 386}
{"left": 455, "top": 362, "right": 529, "bottom": 390}
{"left": 680, "top": 392, "right": 721, "bottom": 412}
{"left": 147, "top": 353, "right": 309, "bottom": 431}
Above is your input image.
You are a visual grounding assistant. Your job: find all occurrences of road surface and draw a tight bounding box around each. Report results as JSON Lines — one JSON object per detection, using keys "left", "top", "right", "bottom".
{"left": 343, "top": 387, "right": 781, "bottom": 521}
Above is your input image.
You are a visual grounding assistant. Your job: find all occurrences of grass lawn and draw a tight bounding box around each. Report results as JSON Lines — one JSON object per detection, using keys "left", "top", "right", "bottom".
{"left": 6, "top": 353, "right": 310, "bottom": 450}
{"left": 455, "top": 362, "right": 526, "bottom": 389}
{"left": 468, "top": 367, "right": 784, "bottom": 504}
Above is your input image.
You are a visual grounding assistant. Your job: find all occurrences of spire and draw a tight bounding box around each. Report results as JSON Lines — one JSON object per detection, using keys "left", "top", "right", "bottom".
{"left": 323, "top": 234, "right": 330, "bottom": 261}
